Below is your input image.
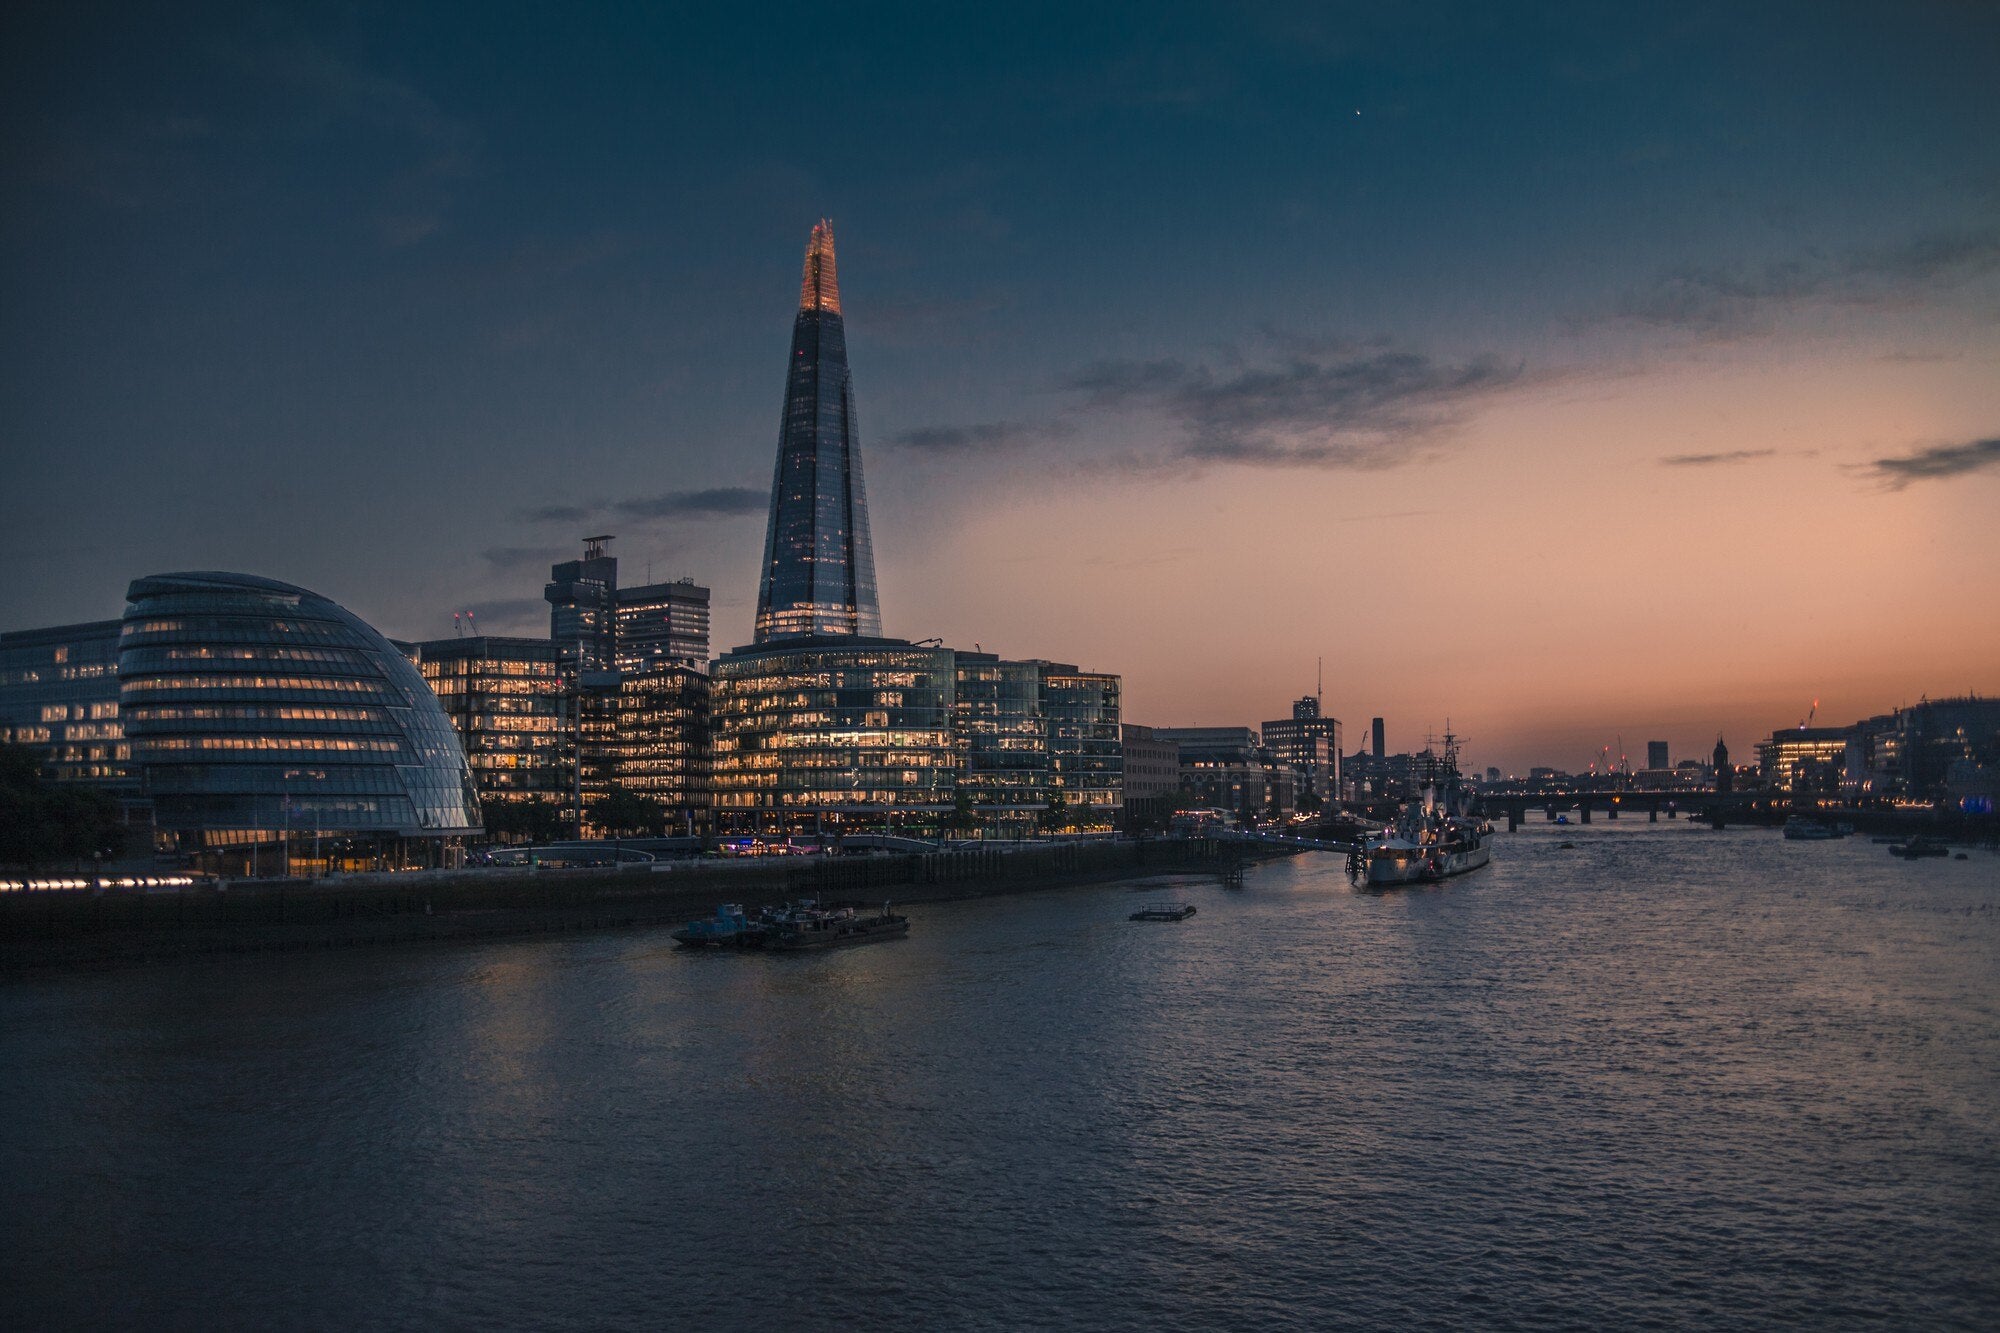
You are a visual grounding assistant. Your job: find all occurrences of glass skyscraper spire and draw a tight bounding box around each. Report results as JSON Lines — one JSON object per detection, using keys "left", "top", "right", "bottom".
{"left": 754, "top": 220, "right": 883, "bottom": 643}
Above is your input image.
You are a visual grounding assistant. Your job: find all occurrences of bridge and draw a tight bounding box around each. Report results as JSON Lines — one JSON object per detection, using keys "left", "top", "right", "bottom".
{"left": 1476, "top": 790, "right": 1788, "bottom": 830}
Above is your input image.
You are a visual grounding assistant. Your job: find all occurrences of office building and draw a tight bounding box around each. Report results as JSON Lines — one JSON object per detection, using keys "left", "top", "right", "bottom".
{"left": 119, "top": 572, "right": 481, "bottom": 873}
{"left": 1843, "top": 696, "right": 2000, "bottom": 802}
{"left": 1757, "top": 727, "right": 1851, "bottom": 794}
{"left": 545, "top": 536, "right": 620, "bottom": 673}
{"left": 1261, "top": 695, "right": 1341, "bottom": 805}
{"left": 1647, "top": 740, "right": 1670, "bottom": 771}
{"left": 616, "top": 578, "right": 710, "bottom": 670}
{"left": 1120, "top": 725, "right": 1181, "bottom": 803}
{"left": 600, "top": 664, "right": 711, "bottom": 831}
{"left": 1155, "top": 727, "right": 1301, "bottom": 817}
{"left": 712, "top": 639, "right": 959, "bottom": 830}
{"left": 0, "top": 620, "right": 136, "bottom": 794}
{"left": 1037, "top": 663, "right": 1123, "bottom": 817}
{"left": 407, "top": 636, "right": 566, "bottom": 811}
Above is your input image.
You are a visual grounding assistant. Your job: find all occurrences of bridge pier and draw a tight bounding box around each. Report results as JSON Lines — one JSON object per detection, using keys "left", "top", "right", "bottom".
{"left": 1580, "top": 804, "right": 1591, "bottom": 824}
{"left": 1507, "top": 808, "right": 1520, "bottom": 832}
{"left": 1649, "top": 807, "right": 1658, "bottom": 823}
{"left": 1608, "top": 804, "right": 1618, "bottom": 820}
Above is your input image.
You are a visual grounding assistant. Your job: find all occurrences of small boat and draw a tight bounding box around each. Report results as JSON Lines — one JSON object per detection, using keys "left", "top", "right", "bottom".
{"left": 672, "top": 903, "right": 765, "bottom": 948}
{"left": 1129, "top": 904, "right": 1197, "bottom": 921}
{"left": 1782, "top": 815, "right": 1845, "bottom": 841}
{"left": 1890, "top": 837, "right": 1950, "bottom": 859}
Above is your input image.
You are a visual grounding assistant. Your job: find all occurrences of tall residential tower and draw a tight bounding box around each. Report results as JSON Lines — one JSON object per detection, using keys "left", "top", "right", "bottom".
{"left": 754, "top": 220, "right": 882, "bottom": 642}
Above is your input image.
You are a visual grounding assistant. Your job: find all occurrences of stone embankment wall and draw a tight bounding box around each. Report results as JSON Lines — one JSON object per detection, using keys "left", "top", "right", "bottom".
{"left": 0, "top": 839, "right": 1258, "bottom": 971}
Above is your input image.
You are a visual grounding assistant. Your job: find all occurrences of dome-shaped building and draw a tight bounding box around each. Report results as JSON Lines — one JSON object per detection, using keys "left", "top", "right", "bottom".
{"left": 119, "top": 572, "right": 481, "bottom": 873}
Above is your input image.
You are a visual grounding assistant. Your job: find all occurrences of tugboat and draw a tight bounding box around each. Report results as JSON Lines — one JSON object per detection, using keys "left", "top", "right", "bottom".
{"left": 672, "top": 903, "right": 767, "bottom": 948}
{"left": 761, "top": 900, "right": 911, "bottom": 950}
{"left": 1358, "top": 733, "right": 1493, "bottom": 887}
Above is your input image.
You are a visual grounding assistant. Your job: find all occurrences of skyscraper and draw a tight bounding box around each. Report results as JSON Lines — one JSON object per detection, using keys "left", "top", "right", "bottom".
{"left": 754, "top": 220, "right": 882, "bottom": 642}
{"left": 712, "top": 222, "right": 1123, "bottom": 836}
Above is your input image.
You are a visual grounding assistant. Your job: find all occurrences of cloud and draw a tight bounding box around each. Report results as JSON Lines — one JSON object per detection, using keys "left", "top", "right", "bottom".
{"left": 886, "top": 421, "right": 1060, "bottom": 453}
{"left": 1619, "top": 225, "right": 2000, "bottom": 335}
{"left": 515, "top": 487, "right": 765, "bottom": 525}
{"left": 887, "top": 340, "right": 1532, "bottom": 474}
{"left": 1659, "top": 449, "right": 1775, "bottom": 467}
{"left": 517, "top": 503, "right": 598, "bottom": 524}
{"left": 1862, "top": 437, "right": 2000, "bottom": 489}
{"left": 614, "top": 487, "right": 765, "bottom": 520}
{"left": 1068, "top": 344, "right": 1528, "bottom": 469}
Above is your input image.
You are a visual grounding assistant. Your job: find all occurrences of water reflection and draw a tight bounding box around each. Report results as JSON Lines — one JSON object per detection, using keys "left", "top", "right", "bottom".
{"left": 3, "top": 824, "right": 1996, "bottom": 1328}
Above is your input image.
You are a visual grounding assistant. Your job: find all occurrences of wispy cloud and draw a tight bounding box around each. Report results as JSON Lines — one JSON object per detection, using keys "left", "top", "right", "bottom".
{"left": 1069, "top": 344, "right": 1528, "bottom": 469}
{"left": 1861, "top": 436, "right": 2000, "bottom": 489}
{"left": 886, "top": 421, "right": 1063, "bottom": 453}
{"left": 884, "top": 339, "right": 1533, "bottom": 475}
{"left": 1619, "top": 226, "right": 2000, "bottom": 335}
{"left": 514, "top": 486, "right": 765, "bottom": 525}
{"left": 1659, "top": 449, "right": 1775, "bottom": 468}
{"left": 518, "top": 503, "right": 597, "bottom": 524}
{"left": 615, "top": 487, "right": 765, "bottom": 520}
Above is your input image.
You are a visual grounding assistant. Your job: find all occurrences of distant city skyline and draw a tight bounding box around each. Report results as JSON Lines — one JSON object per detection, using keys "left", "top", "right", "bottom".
{"left": 3, "top": 3, "right": 1996, "bottom": 774}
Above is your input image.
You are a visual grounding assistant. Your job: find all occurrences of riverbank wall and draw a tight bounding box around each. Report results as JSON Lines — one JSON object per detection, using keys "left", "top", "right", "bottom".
{"left": 0, "top": 839, "right": 1273, "bottom": 973}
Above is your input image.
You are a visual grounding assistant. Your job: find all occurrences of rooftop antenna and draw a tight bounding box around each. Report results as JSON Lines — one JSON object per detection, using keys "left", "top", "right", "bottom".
{"left": 1317, "top": 655, "right": 1323, "bottom": 705}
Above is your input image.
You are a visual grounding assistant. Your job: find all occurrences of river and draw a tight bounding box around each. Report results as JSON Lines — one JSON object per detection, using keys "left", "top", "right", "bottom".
{"left": 4, "top": 821, "right": 1997, "bottom": 1329}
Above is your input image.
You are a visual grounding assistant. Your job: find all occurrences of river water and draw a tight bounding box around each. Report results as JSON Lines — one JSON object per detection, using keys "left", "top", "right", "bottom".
{"left": 4, "top": 822, "right": 1997, "bottom": 1330}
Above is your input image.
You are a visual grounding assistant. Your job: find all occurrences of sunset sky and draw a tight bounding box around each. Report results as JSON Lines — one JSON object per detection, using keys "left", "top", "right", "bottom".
{"left": 4, "top": 2, "right": 1997, "bottom": 772}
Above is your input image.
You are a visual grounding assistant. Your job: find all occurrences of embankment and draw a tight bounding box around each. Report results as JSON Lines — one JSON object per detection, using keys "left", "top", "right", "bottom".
{"left": 0, "top": 839, "right": 1275, "bottom": 973}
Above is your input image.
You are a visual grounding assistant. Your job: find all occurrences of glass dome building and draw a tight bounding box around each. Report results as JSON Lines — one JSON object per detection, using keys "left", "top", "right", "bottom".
{"left": 119, "top": 572, "right": 481, "bottom": 871}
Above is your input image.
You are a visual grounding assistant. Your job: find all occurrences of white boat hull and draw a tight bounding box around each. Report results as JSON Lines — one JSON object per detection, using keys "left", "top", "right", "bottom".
{"left": 1365, "top": 836, "right": 1493, "bottom": 885}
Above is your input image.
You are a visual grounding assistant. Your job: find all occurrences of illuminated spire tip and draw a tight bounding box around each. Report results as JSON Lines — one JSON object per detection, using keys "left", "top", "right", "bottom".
{"left": 799, "top": 219, "right": 841, "bottom": 314}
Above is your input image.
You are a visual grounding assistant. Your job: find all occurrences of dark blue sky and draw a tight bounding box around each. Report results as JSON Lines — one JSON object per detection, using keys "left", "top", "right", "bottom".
{"left": 5, "top": 2, "right": 1997, "bottom": 765}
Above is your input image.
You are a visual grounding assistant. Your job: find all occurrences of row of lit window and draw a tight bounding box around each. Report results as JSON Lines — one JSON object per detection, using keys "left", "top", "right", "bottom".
{"left": 138, "top": 737, "right": 407, "bottom": 753}
{"left": 124, "top": 675, "right": 385, "bottom": 694}
{"left": 421, "top": 660, "right": 558, "bottom": 678}
{"left": 37, "top": 702, "right": 120, "bottom": 722}
{"left": 124, "top": 705, "right": 388, "bottom": 724}
{"left": 714, "top": 756, "right": 955, "bottom": 777}
{"left": 152, "top": 646, "right": 367, "bottom": 666}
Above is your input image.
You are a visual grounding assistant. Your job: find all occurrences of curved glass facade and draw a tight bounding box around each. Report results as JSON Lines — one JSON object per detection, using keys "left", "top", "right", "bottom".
{"left": 119, "top": 572, "right": 481, "bottom": 845}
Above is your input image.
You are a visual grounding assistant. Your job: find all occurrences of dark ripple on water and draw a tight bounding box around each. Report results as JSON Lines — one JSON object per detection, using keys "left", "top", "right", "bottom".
{"left": 3, "top": 825, "right": 1998, "bottom": 1330}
